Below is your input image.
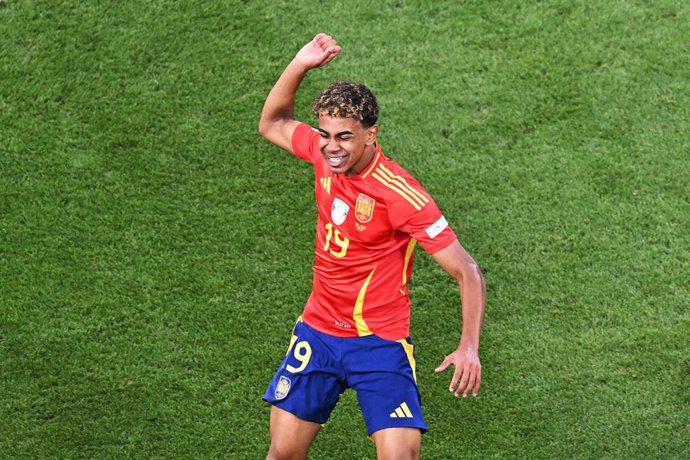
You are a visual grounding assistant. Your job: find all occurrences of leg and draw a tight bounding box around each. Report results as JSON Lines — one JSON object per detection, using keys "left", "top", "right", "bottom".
{"left": 372, "top": 427, "right": 421, "bottom": 460}
{"left": 266, "top": 406, "right": 321, "bottom": 460}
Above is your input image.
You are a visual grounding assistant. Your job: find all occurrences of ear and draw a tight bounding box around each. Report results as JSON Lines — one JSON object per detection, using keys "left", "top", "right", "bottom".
{"left": 365, "top": 124, "right": 380, "bottom": 145}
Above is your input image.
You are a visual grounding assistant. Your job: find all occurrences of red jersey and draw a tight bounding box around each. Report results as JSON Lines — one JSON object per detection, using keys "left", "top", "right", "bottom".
{"left": 291, "top": 123, "right": 457, "bottom": 341}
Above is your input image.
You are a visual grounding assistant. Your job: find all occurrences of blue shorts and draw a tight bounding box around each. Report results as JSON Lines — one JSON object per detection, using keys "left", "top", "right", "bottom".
{"left": 263, "top": 321, "right": 427, "bottom": 436}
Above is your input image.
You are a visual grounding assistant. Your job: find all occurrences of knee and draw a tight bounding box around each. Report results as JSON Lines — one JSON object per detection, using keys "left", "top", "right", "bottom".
{"left": 266, "top": 440, "right": 309, "bottom": 460}
{"left": 265, "top": 448, "right": 292, "bottom": 460}
{"left": 373, "top": 428, "right": 421, "bottom": 460}
{"left": 373, "top": 428, "right": 422, "bottom": 460}
{"left": 379, "top": 446, "right": 419, "bottom": 460}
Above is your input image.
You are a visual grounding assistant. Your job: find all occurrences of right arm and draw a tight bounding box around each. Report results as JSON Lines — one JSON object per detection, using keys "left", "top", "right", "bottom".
{"left": 258, "top": 33, "right": 341, "bottom": 153}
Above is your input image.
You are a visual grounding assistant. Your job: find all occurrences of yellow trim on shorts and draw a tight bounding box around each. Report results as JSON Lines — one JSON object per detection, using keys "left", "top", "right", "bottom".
{"left": 397, "top": 338, "right": 417, "bottom": 382}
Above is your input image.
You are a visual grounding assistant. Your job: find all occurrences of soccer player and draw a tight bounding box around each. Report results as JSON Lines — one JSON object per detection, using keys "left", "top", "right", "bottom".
{"left": 258, "top": 33, "right": 485, "bottom": 460}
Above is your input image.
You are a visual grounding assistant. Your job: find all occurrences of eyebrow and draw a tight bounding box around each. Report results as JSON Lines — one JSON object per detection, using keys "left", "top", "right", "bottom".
{"left": 318, "top": 128, "right": 353, "bottom": 137}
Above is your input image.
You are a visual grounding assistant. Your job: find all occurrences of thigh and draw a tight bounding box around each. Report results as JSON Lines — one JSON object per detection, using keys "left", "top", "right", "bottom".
{"left": 372, "top": 427, "right": 421, "bottom": 460}
{"left": 266, "top": 406, "right": 321, "bottom": 460}
{"left": 263, "top": 321, "right": 347, "bottom": 424}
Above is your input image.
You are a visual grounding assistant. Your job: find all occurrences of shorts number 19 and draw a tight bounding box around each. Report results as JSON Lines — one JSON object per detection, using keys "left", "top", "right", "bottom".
{"left": 286, "top": 337, "right": 312, "bottom": 374}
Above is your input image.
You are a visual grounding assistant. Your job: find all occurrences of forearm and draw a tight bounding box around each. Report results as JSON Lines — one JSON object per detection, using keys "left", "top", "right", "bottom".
{"left": 259, "top": 59, "right": 309, "bottom": 132}
{"left": 258, "top": 34, "right": 339, "bottom": 149}
{"left": 434, "top": 252, "right": 485, "bottom": 397}
{"left": 429, "top": 240, "right": 486, "bottom": 351}
{"left": 457, "top": 267, "right": 485, "bottom": 351}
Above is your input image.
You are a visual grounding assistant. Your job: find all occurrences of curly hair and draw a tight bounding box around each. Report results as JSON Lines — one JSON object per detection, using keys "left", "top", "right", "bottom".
{"left": 312, "top": 81, "right": 379, "bottom": 128}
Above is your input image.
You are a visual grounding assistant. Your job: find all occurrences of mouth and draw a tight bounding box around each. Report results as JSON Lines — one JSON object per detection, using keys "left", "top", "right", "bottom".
{"left": 326, "top": 154, "right": 348, "bottom": 169}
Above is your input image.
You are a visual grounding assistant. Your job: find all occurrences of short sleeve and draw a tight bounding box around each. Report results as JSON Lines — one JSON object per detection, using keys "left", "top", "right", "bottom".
{"left": 400, "top": 201, "right": 457, "bottom": 254}
{"left": 291, "top": 123, "right": 320, "bottom": 163}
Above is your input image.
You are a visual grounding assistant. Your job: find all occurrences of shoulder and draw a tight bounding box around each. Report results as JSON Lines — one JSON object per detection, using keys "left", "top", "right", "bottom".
{"left": 291, "top": 123, "right": 321, "bottom": 162}
{"left": 366, "top": 155, "right": 432, "bottom": 212}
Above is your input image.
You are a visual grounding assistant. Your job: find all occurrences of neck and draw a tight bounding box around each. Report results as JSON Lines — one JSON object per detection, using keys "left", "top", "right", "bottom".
{"left": 347, "top": 144, "right": 376, "bottom": 176}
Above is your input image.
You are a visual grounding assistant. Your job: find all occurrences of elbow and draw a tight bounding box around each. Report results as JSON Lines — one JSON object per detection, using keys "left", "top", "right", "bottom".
{"left": 258, "top": 119, "right": 270, "bottom": 139}
{"left": 470, "top": 262, "right": 485, "bottom": 287}
{"left": 457, "top": 261, "right": 484, "bottom": 288}
{"left": 258, "top": 110, "right": 279, "bottom": 138}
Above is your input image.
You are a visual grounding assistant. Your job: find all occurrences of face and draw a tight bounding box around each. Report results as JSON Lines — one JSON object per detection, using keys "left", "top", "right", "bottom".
{"left": 317, "top": 115, "right": 379, "bottom": 176}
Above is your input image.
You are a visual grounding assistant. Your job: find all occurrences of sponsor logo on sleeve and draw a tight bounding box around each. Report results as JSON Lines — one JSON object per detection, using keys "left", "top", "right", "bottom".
{"left": 425, "top": 215, "right": 449, "bottom": 239}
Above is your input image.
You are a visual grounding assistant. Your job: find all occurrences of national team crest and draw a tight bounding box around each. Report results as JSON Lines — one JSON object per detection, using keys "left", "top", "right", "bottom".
{"left": 331, "top": 197, "right": 350, "bottom": 225}
{"left": 355, "top": 193, "right": 376, "bottom": 223}
{"left": 275, "top": 376, "right": 291, "bottom": 400}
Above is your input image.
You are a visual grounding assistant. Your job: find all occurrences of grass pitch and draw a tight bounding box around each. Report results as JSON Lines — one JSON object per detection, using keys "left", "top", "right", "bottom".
{"left": 1, "top": 1, "right": 688, "bottom": 458}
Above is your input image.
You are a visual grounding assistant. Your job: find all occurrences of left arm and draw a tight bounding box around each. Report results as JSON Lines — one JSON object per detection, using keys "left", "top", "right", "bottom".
{"left": 431, "top": 238, "right": 486, "bottom": 397}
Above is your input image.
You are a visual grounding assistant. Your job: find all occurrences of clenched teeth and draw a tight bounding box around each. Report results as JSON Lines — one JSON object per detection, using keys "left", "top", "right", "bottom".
{"left": 327, "top": 155, "right": 347, "bottom": 167}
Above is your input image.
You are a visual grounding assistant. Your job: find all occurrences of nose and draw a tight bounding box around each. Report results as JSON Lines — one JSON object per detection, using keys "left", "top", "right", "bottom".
{"left": 326, "top": 137, "right": 340, "bottom": 152}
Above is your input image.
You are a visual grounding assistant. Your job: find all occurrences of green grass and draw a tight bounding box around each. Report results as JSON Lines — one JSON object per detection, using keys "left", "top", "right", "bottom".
{"left": 1, "top": 0, "right": 688, "bottom": 458}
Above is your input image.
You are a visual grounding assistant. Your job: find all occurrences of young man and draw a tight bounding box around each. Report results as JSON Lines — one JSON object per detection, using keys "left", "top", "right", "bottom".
{"left": 258, "top": 33, "right": 485, "bottom": 460}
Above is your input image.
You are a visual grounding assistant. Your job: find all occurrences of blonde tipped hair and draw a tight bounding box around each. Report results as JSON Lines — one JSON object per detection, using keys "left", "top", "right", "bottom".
{"left": 312, "top": 81, "right": 379, "bottom": 128}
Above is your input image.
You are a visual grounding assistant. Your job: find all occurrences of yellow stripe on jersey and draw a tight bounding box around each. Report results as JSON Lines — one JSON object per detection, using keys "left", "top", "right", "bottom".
{"left": 397, "top": 339, "right": 417, "bottom": 382}
{"left": 402, "top": 239, "right": 417, "bottom": 287}
{"left": 373, "top": 171, "right": 422, "bottom": 210}
{"left": 372, "top": 164, "right": 429, "bottom": 210}
{"left": 378, "top": 164, "right": 429, "bottom": 205}
{"left": 353, "top": 268, "right": 376, "bottom": 336}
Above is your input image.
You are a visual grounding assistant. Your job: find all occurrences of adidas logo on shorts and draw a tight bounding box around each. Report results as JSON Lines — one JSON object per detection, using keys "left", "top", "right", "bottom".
{"left": 389, "top": 402, "right": 414, "bottom": 418}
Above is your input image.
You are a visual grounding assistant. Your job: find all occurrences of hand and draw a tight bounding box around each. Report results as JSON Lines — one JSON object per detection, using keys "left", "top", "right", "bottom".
{"left": 435, "top": 345, "right": 482, "bottom": 397}
{"left": 293, "top": 33, "right": 341, "bottom": 70}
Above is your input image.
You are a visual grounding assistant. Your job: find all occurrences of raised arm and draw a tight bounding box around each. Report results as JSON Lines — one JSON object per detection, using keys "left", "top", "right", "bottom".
{"left": 431, "top": 239, "right": 486, "bottom": 397}
{"left": 258, "top": 33, "right": 341, "bottom": 153}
